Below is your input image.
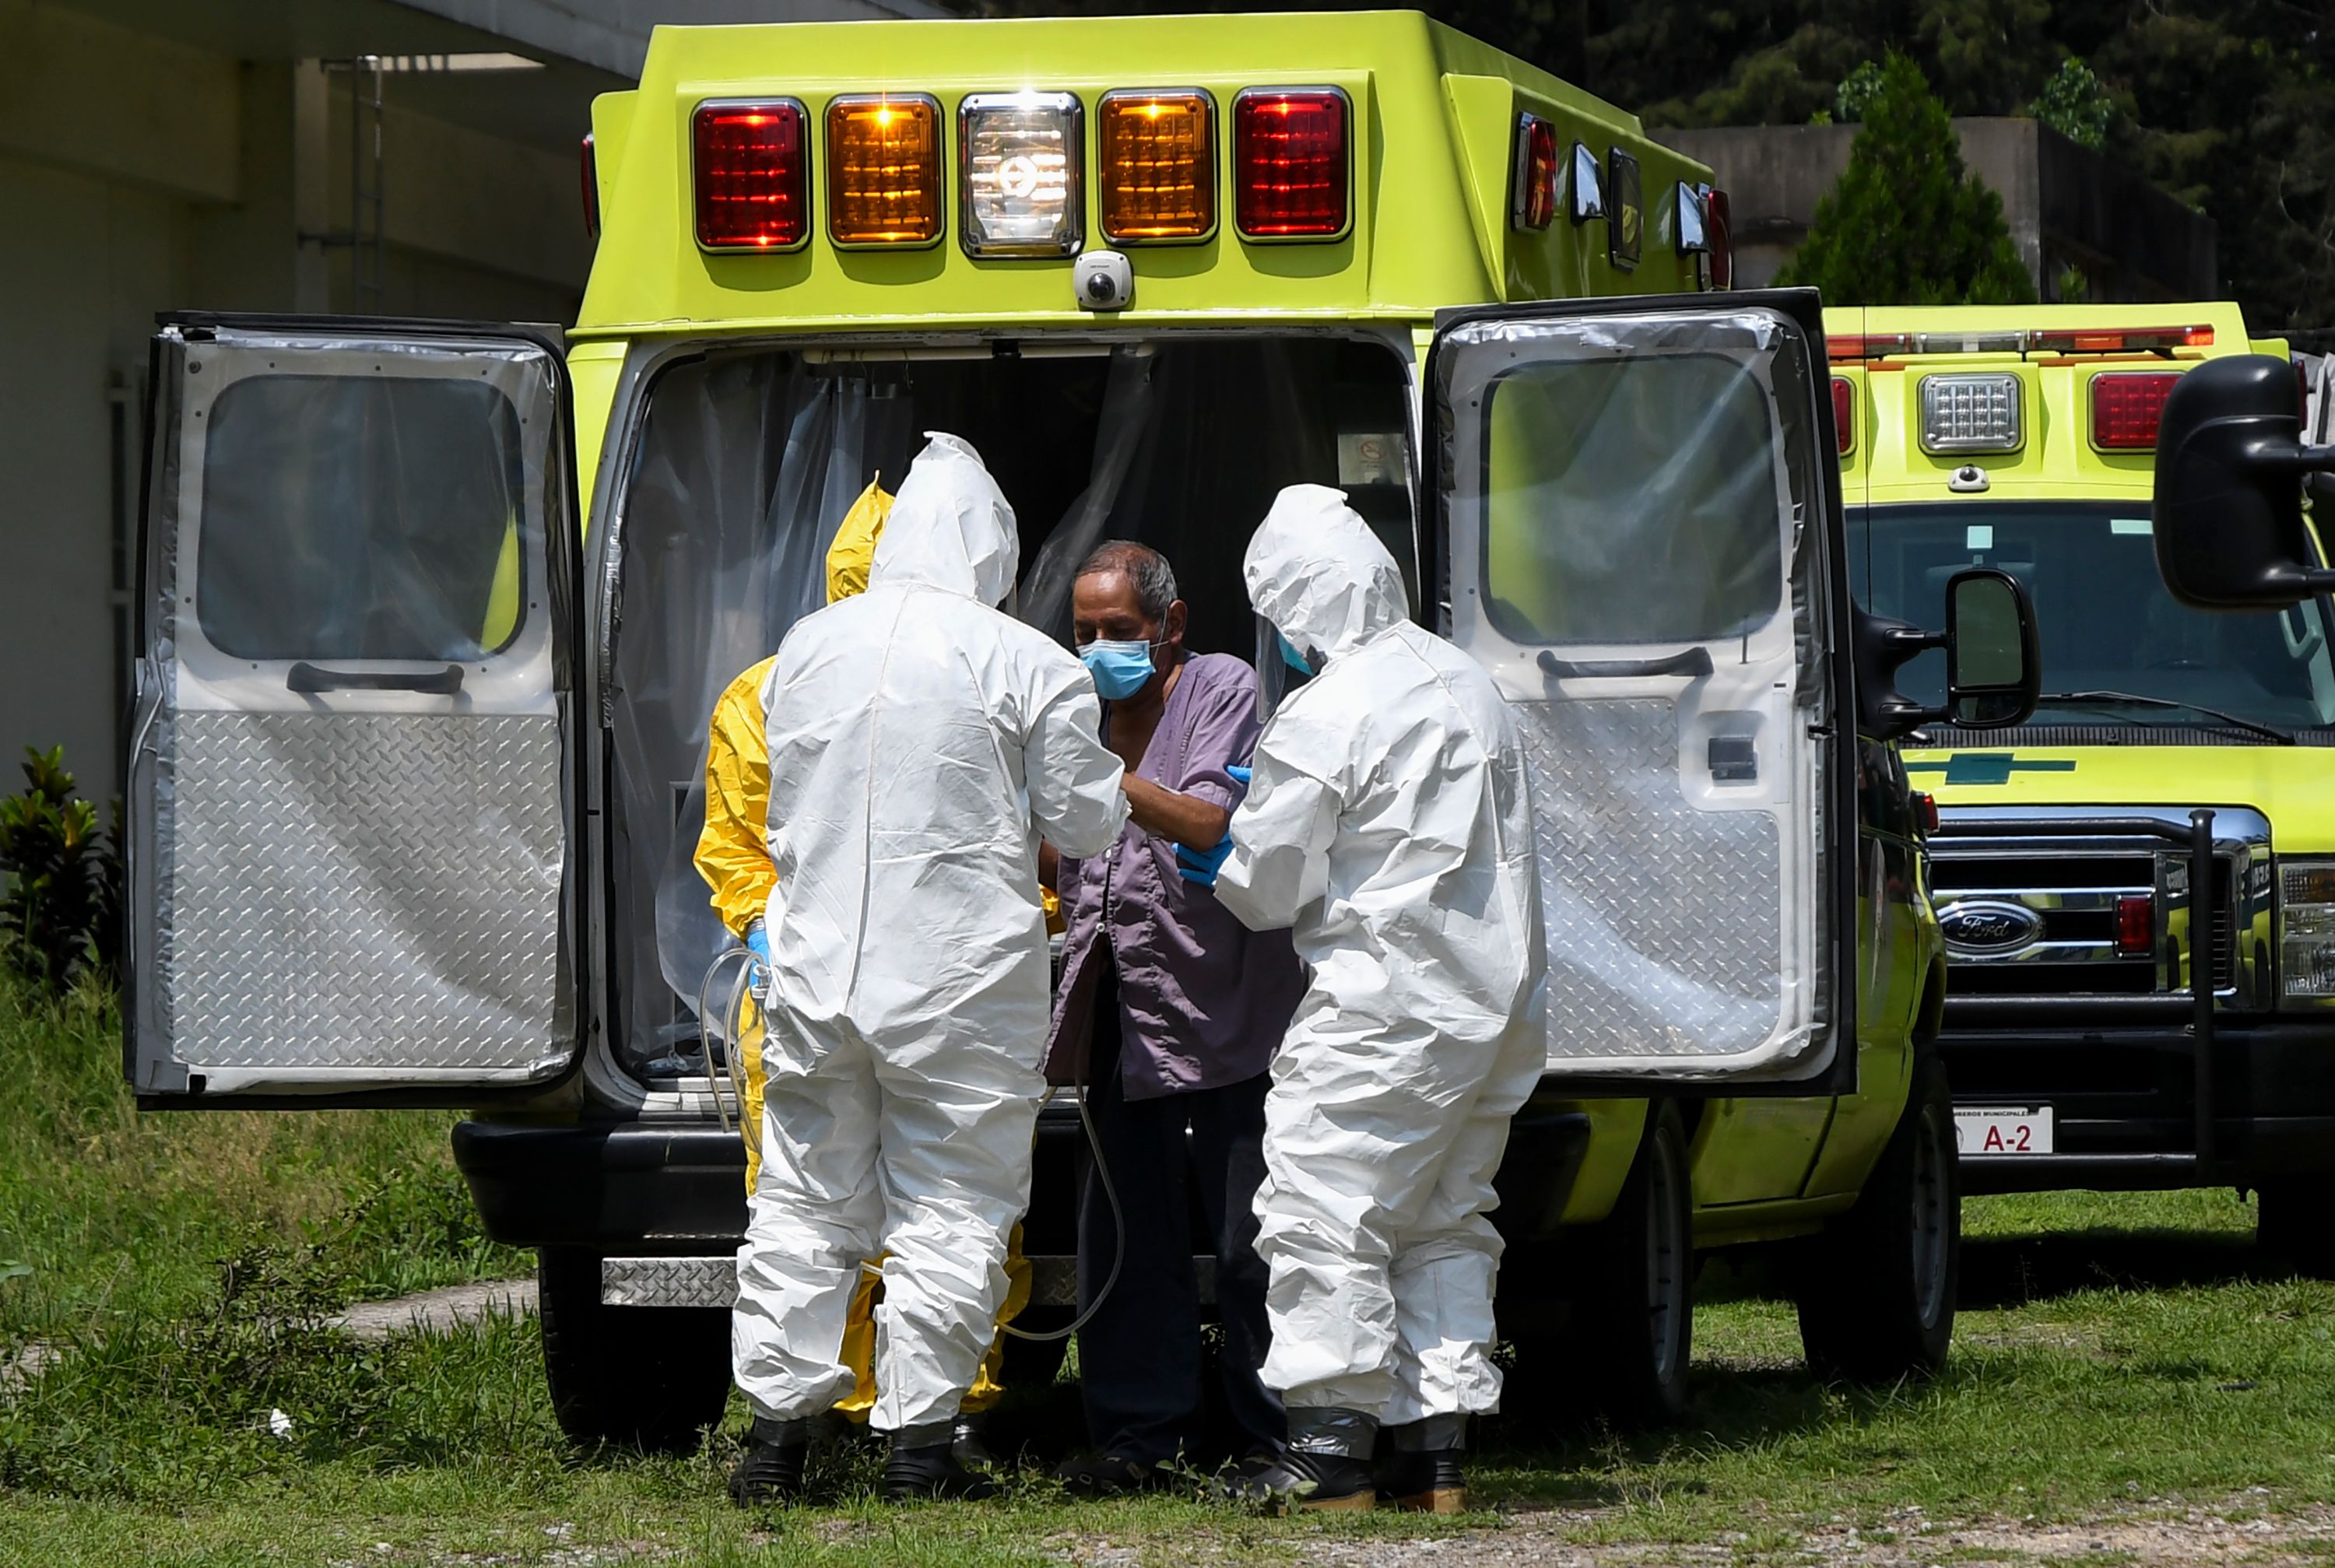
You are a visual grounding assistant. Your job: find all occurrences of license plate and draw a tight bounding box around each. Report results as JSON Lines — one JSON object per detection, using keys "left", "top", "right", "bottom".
{"left": 1955, "top": 1105, "right": 2054, "bottom": 1156}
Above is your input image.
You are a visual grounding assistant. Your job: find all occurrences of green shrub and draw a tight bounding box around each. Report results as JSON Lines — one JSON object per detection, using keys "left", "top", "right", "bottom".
{"left": 0, "top": 749, "right": 121, "bottom": 991}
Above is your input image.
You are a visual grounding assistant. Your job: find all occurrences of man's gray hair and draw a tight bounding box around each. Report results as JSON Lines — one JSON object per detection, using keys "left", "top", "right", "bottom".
{"left": 1076, "top": 539, "right": 1179, "bottom": 623}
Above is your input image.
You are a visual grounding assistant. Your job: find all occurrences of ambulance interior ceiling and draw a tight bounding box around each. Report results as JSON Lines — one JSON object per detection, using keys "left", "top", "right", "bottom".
{"left": 609, "top": 334, "right": 1412, "bottom": 1069}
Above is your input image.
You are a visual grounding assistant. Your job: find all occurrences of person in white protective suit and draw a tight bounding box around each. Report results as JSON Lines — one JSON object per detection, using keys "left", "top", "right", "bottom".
{"left": 1210, "top": 485, "right": 1545, "bottom": 1514}
{"left": 729, "top": 433, "right": 1129, "bottom": 1507}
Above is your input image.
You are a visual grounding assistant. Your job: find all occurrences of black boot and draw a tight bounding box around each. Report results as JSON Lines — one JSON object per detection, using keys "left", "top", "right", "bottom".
{"left": 886, "top": 1440, "right": 1002, "bottom": 1503}
{"left": 1376, "top": 1448, "right": 1468, "bottom": 1513}
{"left": 727, "top": 1417, "right": 812, "bottom": 1508}
{"left": 1216, "top": 1447, "right": 1375, "bottom": 1512}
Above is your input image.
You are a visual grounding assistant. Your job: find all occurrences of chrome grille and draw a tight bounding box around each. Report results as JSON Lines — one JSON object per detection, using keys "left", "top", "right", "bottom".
{"left": 1929, "top": 806, "right": 2268, "bottom": 1009}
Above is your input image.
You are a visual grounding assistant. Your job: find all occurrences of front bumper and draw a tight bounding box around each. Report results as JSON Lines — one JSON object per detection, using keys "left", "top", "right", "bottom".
{"left": 1941, "top": 1002, "right": 2335, "bottom": 1192}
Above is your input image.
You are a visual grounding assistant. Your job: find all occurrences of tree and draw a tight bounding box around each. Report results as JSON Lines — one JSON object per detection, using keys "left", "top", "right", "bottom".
{"left": 1776, "top": 54, "right": 2037, "bottom": 306}
{"left": 2028, "top": 55, "right": 2113, "bottom": 149}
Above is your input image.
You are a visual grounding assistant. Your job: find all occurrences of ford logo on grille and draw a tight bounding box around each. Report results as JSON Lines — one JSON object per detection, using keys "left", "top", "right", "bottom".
{"left": 1937, "top": 899, "right": 2045, "bottom": 954}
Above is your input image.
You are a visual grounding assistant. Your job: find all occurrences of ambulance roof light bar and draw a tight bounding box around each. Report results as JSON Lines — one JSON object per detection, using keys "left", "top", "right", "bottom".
{"left": 1828, "top": 324, "right": 2215, "bottom": 362}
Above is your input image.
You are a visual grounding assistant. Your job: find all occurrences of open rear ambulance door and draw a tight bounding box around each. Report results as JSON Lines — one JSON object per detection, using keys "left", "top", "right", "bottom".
{"left": 126, "top": 316, "right": 583, "bottom": 1107}
{"left": 1426, "top": 289, "right": 1857, "bottom": 1092}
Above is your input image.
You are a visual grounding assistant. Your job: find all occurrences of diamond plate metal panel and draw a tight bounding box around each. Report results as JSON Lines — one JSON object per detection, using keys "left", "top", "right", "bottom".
{"left": 602, "top": 1256, "right": 738, "bottom": 1308}
{"left": 1522, "top": 700, "right": 1784, "bottom": 1061}
{"left": 163, "top": 710, "right": 565, "bottom": 1079}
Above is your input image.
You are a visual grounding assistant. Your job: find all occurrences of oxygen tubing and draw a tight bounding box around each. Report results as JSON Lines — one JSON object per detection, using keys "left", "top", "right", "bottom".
{"left": 693, "top": 949, "right": 1125, "bottom": 1345}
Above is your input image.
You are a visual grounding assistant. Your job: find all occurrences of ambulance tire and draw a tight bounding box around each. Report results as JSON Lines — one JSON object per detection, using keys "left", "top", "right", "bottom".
{"left": 1573, "top": 1103, "right": 1694, "bottom": 1426}
{"left": 2256, "top": 1183, "right": 2335, "bottom": 1279}
{"left": 537, "top": 1248, "right": 732, "bottom": 1454}
{"left": 1795, "top": 1054, "right": 1960, "bottom": 1384}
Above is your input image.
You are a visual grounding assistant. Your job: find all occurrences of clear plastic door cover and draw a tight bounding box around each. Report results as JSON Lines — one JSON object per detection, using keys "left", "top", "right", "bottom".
{"left": 128, "top": 323, "right": 577, "bottom": 1097}
{"left": 1436, "top": 307, "right": 1842, "bottom": 1079}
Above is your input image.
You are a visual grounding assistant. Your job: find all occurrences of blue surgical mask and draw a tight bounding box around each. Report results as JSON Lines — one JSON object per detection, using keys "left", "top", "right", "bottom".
{"left": 1277, "top": 632, "right": 1315, "bottom": 676}
{"left": 1080, "top": 637, "right": 1157, "bottom": 700}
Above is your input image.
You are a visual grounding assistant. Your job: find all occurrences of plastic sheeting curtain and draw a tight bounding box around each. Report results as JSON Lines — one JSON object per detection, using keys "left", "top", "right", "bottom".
{"left": 616, "top": 360, "right": 915, "bottom": 1063}
{"left": 612, "top": 337, "right": 1412, "bottom": 1068}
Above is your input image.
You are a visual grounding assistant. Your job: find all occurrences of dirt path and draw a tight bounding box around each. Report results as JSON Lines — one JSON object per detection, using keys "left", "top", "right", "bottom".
{"left": 1273, "top": 1498, "right": 2335, "bottom": 1566}
{"left": 329, "top": 1278, "right": 537, "bottom": 1338}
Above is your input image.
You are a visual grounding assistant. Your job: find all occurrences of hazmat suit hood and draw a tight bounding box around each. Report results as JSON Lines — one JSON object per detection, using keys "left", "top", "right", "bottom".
{"left": 868, "top": 432, "right": 1020, "bottom": 607}
{"left": 1243, "top": 484, "right": 1409, "bottom": 667}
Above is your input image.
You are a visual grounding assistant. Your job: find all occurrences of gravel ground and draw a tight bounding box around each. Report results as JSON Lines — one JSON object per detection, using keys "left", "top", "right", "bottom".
{"left": 1260, "top": 1498, "right": 2335, "bottom": 1566}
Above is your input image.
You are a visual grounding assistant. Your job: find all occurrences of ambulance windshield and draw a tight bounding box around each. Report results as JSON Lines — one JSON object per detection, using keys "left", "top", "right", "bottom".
{"left": 1854, "top": 502, "right": 2335, "bottom": 737}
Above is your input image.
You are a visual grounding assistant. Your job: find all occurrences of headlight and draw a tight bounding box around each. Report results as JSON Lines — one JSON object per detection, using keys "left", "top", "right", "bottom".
{"left": 2281, "top": 858, "right": 2335, "bottom": 998}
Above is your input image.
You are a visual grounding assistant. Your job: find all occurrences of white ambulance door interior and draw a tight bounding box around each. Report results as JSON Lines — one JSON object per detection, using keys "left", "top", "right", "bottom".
{"left": 1427, "top": 292, "right": 1856, "bottom": 1088}
{"left": 126, "top": 317, "right": 583, "bottom": 1104}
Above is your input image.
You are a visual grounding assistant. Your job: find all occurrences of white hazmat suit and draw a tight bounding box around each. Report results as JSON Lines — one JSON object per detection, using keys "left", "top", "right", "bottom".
{"left": 732, "top": 433, "right": 1128, "bottom": 1440}
{"left": 1217, "top": 485, "right": 1545, "bottom": 1451}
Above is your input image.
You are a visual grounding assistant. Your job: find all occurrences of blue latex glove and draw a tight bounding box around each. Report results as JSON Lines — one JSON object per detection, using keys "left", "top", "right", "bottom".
{"left": 1226, "top": 765, "right": 1252, "bottom": 788}
{"left": 1177, "top": 833, "right": 1235, "bottom": 886}
{"left": 744, "top": 919, "right": 771, "bottom": 984}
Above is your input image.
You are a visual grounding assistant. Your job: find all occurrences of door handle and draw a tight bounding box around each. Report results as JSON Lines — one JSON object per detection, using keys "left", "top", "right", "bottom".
{"left": 1536, "top": 647, "right": 1714, "bottom": 681}
{"left": 286, "top": 662, "right": 465, "bottom": 696}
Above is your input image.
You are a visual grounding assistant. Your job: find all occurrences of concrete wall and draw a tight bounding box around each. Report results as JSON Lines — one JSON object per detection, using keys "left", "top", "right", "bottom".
{"left": 0, "top": 0, "right": 592, "bottom": 791}
{"left": 1665, "top": 119, "right": 2216, "bottom": 303}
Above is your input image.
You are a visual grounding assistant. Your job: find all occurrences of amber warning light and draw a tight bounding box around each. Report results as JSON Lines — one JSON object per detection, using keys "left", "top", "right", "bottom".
{"left": 693, "top": 100, "right": 808, "bottom": 251}
{"left": 827, "top": 94, "right": 943, "bottom": 247}
{"left": 1099, "top": 90, "right": 1216, "bottom": 242}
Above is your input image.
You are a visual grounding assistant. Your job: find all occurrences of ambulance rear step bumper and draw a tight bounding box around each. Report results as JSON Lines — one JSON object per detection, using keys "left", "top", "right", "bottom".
{"left": 598, "top": 1254, "right": 1214, "bottom": 1309}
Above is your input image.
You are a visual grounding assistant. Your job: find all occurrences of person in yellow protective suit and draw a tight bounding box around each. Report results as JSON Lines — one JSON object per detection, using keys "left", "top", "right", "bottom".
{"left": 694, "top": 477, "right": 1053, "bottom": 1469}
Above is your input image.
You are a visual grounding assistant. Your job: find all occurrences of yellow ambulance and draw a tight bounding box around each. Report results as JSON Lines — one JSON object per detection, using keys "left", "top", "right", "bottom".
{"left": 123, "top": 12, "right": 2032, "bottom": 1448}
{"left": 1834, "top": 304, "right": 2335, "bottom": 1269}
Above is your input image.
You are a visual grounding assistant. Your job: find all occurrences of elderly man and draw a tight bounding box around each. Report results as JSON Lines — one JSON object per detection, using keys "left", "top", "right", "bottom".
{"left": 1043, "top": 539, "right": 1302, "bottom": 1493}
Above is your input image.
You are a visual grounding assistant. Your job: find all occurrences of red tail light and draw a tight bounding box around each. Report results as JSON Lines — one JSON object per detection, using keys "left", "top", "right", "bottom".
{"left": 1705, "top": 188, "right": 1733, "bottom": 289}
{"left": 693, "top": 99, "right": 809, "bottom": 251}
{"left": 2116, "top": 893, "right": 2154, "bottom": 957}
{"left": 1512, "top": 114, "right": 1557, "bottom": 231}
{"left": 2091, "top": 370, "right": 2182, "bottom": 451}
{"left": 1233, "top": 87, "right": 1349, "bottom": 240}
{"left": 1912, "top": 792, "right": 1940, "bottom": 834}
{"left": 580, "top": 134, "right": 600, "bottom": 240}
{"left": 1832, "top": 375, "right": 1856, "bottom": 456}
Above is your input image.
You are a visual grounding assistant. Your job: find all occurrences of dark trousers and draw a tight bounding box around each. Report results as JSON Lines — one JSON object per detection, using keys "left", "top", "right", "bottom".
{"left": 1076, "top": 961, "right": 1283, "bottom": 1464}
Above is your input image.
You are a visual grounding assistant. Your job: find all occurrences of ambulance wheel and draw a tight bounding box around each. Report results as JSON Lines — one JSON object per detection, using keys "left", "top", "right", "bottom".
{"left": 1575, "top": 1103, "right": 1694, "bottom": 1426}
{"left": 1796, "top": 1054, "right": 1959, "bottom": 1384}
{"left": 2256, "top": 1183, "right": 2335, "bottom": 1279}
{"left": 537, "top": 1248, "right": 732, "bottom": 1454}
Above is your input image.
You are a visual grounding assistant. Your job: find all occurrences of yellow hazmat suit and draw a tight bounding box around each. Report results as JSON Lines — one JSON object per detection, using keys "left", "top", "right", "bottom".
{"left": 694, "top": 478, "right": 1045, "bottom": 1422}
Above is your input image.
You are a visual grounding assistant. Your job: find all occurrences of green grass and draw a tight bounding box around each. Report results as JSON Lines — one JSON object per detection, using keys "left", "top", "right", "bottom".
{"left": 0, "top": 973, "right": 523, "bottom": 1336}
{"left": 3, "top": 977, "right": 2331, "bottom": 1563}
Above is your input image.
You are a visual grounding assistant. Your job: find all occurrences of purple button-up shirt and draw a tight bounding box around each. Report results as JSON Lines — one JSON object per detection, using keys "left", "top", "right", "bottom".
{"left": 1045, "top": 652, "right": 1303, "bottom": 1100}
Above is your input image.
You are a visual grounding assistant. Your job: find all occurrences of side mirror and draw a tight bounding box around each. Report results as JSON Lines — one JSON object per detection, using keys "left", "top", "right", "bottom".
{"left": 1943, "top": 567, "right": 2040, "bottom": 728}
{"left": 2154, "top": 354, "right": 2335, "bottom": 609}
{"left": 1853, "top": 568, "right": 2041, "bottom": 740}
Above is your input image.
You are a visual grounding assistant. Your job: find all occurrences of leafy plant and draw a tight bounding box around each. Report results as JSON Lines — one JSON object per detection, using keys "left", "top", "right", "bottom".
{"left": 0, "top": 749, "right": 121, "bottom": 990}
{"left": 1833, "top": 58, "right": 1887, "bottom": 121}
{"left": 1777, "top": 52, "right": 2037, "bottom": 307}
{"left": 2030, "top": 55, "right": 2114, "bottom": 150}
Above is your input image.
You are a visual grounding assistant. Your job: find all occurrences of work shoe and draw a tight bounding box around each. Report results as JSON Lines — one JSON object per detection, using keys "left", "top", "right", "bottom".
{"left": 1217, "top": 1447, "right": 1375, "bottom": 1512}
{"left": 1376, "top": 1448, "right": 1469, "bottom": 1514}
{"left": 952, "top": 1415, "right": 998, "bottom": 1472}
{"left": 885, "top": 1442, "right": 1002, "bottom": 1503}
{"left": 726, "top": 1418, "right": 811, "bottom": 1508}
{"left": 1054, "top": 1451, "right": 1175, "bottom": 1496}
